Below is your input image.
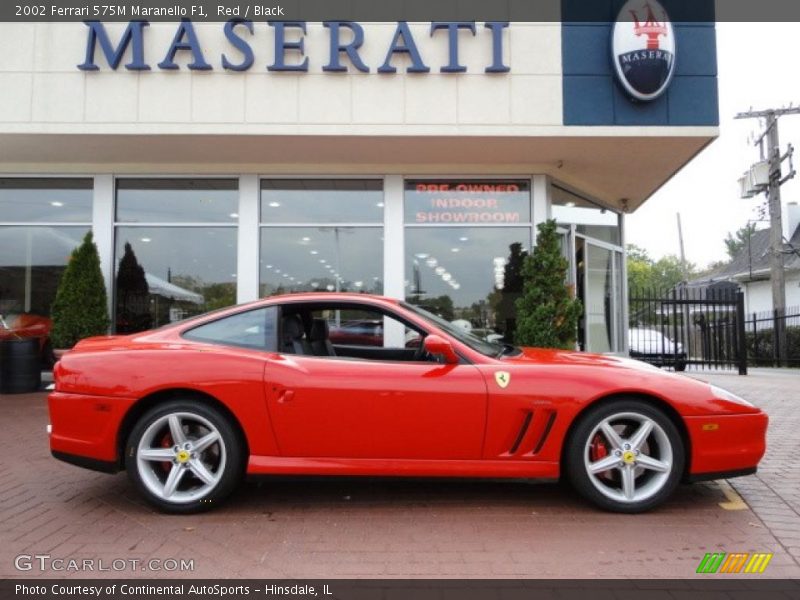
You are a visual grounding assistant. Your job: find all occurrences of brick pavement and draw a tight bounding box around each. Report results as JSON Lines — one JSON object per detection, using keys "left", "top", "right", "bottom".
{"left": 1, "top": 377, "right": 798, "bottom": 579}
{"left": 689, "top": 368, "right": 800, "bottom": 571}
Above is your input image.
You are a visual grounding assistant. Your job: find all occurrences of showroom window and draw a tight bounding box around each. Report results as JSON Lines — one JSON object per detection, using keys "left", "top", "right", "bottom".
{"left": 114, "top": 179, "right": 238, "bottom": 333}
{"left": 259, "top": 179, "right": 384, "bottom": 296}
{"left": 0, "top": 178, "right": 92, "bottom": 322}
{"left": 404, "top": 180, "right": 533, "bottom": 342}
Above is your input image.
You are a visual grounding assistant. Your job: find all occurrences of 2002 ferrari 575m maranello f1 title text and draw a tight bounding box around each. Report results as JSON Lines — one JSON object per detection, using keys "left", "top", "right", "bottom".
{"left": 48, "top": 293, "right": 768, "bottom": 513}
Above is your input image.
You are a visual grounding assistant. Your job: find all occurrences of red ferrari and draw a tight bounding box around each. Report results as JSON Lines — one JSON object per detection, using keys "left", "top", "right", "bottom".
{"left": 48, "top": 293, "right": 767, "bottom": 514}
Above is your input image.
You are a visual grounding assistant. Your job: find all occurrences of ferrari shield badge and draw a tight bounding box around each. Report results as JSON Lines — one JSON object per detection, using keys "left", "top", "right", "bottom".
{"left": 494, "top": 371, "right": 511, "bottom": 389}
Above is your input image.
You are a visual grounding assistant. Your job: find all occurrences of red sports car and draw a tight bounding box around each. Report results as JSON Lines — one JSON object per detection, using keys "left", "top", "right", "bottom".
{"left": 48, "top": 293, "right": 767, "bottom": 514}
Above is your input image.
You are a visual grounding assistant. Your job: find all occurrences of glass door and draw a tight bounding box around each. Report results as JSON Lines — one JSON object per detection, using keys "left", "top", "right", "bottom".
{"left": 581, "top": 240, "right": 624, "bottom": 354}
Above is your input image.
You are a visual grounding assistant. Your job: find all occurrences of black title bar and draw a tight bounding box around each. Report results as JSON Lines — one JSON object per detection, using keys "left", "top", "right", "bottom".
{"left": 3, "top": 0, "right": 800, "bottom": 22}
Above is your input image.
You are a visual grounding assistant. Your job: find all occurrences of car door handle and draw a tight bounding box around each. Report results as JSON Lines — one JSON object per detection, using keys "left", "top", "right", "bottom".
{"left": 277, "top": 390, "right": 295, "bottom": 404}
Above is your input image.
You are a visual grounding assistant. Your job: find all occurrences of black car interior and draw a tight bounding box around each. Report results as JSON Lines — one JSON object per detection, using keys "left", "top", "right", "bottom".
{"left": 280, "top": 313, "right": 311, "bottom": 355}
{"left": 279, "top": 304, "right": 433, "bottom": 362}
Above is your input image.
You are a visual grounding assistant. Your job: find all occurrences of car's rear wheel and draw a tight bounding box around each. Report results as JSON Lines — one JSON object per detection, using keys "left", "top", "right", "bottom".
{"left": 565, "top": 399, "right": 684, "bottom": 513}
{"left": 125, "top": 400, "right": 244, "bottom": 513}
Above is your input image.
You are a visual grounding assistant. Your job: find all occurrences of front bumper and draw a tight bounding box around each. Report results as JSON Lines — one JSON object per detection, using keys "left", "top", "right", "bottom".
{"left": 685, "top": 411, "right": 768, "bottom": 476}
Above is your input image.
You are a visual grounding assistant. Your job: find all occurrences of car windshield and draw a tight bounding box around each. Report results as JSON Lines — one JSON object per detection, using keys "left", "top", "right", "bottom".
{"left": 401, "top": 302, "right": 514, "bottom": 358}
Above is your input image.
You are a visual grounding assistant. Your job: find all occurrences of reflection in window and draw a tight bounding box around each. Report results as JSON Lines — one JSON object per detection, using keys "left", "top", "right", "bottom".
{"left": 0, "top": 226, "right": 89, "bottom": 318}
{"left": 0, "top": 178, "right": 92, "bottom": 223}
{"left": 405, "top": 227, "right": 531, "bottom": 342}
{"left": 260, "top": 228, "right": 383, "bottom": 296}
{"left": 261, "top": 179, "right": 384, "bottom": 224}
{"left": 114, "top": 228, "right": 237, "bottom": 332}
{"left": 0, "top": 179, "right": 92, "bottom": 323}
{"left": 184, "top": 306, "right": 277, "bottom": 351}
{"left": 116, "top": 179, "right": 238, "bottom": 223}
{"left": 551, "top": 185, "right": 621, "bottom": 246}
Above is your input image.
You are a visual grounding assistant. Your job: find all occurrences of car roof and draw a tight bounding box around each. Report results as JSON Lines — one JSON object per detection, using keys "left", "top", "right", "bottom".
{"left": 263, "top": 292, "right": 401, "bottom": 305}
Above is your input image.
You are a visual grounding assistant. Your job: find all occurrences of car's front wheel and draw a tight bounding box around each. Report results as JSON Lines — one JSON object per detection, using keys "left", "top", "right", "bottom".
{"left": 125, "top": 400, "right": 244, "bottom": 513}
{"left": 565, "top": 399, "right": 685, "bottom": 513}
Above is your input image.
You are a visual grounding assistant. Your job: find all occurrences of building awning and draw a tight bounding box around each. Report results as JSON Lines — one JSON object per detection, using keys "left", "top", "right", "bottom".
{"left": 0, "top": 129, "right": 717, "bottom": 213}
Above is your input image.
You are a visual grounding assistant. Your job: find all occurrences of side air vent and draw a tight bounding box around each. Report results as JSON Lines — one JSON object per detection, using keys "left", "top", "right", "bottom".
{"left": 531, "top": 411, "right": 557, "bottom": 455}
{"left": 508, "top": 411, "right": 533, "bottom": 455}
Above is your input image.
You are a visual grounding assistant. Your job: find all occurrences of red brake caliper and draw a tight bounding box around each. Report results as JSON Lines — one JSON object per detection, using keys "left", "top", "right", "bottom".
{"left": 159, "top": 434, "right": 173, "bottom": 474}
{"left": 590, "top": 434, "right": 611, "bottom": 477}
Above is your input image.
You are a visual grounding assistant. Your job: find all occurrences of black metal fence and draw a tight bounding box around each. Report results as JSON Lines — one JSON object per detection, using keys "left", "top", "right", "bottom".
{"left": 745, "top": 306, "right": 800, "bottom": 367}
{"left": 628, "top": 287, "right": 747, "bottom": 374}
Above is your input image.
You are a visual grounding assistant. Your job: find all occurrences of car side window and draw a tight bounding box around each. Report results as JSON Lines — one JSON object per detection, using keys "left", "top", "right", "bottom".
{"left": 319, "top": 308, "right": 421, "bottom": 350}
{"left": 183, "top": 306, "right": 278, "bottom": 351}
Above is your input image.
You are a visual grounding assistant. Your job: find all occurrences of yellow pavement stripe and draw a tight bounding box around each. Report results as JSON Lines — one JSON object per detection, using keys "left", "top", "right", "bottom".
{"left": 757, "top": 553, "right": 774, "bottom": 573}
{"left": 718, "top": 480, "right": 749, "bottom": 511}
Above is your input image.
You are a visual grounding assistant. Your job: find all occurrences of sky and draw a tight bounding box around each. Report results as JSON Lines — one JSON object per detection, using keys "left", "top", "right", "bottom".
{"left": 626, "top": 22, "right": 800, "bottom": 268}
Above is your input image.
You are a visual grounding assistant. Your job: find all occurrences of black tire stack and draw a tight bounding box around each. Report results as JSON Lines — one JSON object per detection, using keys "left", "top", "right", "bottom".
{"left": 0, "top": 338, "right": 42, "bottom": 394}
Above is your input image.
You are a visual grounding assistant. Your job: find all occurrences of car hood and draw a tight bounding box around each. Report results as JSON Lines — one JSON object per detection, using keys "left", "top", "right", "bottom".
{"left": 503, "top": 346, "right": 662, "bottom": 372}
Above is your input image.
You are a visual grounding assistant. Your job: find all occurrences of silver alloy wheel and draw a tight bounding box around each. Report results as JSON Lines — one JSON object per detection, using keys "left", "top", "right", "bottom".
{"left": 583, "top": 411, "right": 673, "bottom": 504}
{"left": 136, "top": 411, "right": 227, "bottom": 505}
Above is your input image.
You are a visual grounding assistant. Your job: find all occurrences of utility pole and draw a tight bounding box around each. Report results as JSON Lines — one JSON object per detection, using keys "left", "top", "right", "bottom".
{"left": 735, "top": 106, "right": 800, "bottom": 364}
{"left": 676, "top": 212, "right": 688, "bottom": 282}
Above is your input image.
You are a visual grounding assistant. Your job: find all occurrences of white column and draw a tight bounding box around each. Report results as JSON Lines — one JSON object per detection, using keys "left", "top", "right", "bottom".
{"left": 620, "top": 213, "right": 629, "bottom": 354}
{"left": 237, "top": 174, "right": 260, "bottom": 304}
{"left": 531, "top": 174, "right": 551, "bottom": 244}
{"left": 92, "top": 174, "right": 114, "bottom": 327}
{"left": 383, "top": 175, "right": 405, "bottom": 300}
{"left": 383, "top": 175, "right": 405, "bottom": 348}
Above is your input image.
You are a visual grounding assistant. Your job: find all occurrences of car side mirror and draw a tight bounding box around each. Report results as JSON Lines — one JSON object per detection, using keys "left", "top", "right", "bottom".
{"left": 423, "top": 334, "right": 459, "bottom": 364}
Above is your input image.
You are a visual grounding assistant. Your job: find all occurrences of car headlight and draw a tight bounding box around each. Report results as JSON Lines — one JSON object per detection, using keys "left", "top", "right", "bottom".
{"left": 710, "top": 384, "right": 755, "bottom": 408}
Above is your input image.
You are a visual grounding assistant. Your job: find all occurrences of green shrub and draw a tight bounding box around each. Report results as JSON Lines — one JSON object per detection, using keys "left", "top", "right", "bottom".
{"left": 514, "top": 220, "right": 583, "bottom": 349}
{"left": 50, "top": 231, "right": 109, "bottom": 348}
{"left": 745, "top": 325, "right": 800, "bottom": 365}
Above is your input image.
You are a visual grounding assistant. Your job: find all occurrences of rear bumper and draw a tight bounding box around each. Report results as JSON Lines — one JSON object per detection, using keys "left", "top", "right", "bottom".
{"left": 52, "top": 450, "right": 120, "bottom": 474}
{"left": 686, "top": 412, "right": 768, "bottom": 476}
{"left": 48, "top": 391, "right": 135, "bottom": 466}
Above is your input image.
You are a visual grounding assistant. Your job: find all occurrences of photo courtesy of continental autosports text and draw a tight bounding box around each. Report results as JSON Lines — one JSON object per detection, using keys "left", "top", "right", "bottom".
{"left": 1, "top": 0, "right": 799, "bottom": 598}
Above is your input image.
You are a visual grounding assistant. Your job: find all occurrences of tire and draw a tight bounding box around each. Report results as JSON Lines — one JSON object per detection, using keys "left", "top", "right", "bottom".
{"left": 41, "top": 339, "right": 56, "bottom": 370}
{"left": 674, "top": 361, "right": 687, "bottom": 372}
{"left": 124, "top": 400, "right": 244, "bottom": 514}
{"left": 564, "top": 399, "right": 685, "bottom": 513}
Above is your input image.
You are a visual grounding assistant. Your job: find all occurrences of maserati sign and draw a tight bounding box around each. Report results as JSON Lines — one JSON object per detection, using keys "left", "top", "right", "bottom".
{"left": 612, "top": 0, "right": 676, "bottom": 102}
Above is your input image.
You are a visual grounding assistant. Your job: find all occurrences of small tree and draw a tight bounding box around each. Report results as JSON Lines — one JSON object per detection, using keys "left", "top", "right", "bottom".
{"left": 514, "top": 220, "right": 582, "bottom": 349}
{"left": 50, "top": 232, "right": 109, "bottom": 348}
{"left": 724, "top": 223, "right": 758, "bottom": 260}
{"left": 116, "top": 242, "right": 152, "bottom": 333}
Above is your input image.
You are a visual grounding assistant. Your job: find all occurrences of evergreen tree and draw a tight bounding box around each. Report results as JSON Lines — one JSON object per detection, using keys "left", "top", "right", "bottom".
{"left": 50, "top": 232, "right": 109, "bottom": 348}
{"left": 116, "top": 242, "right": 152, "bottom": 333}
{"left": 724, "top": 223, "right": 758, "bottom": 259}
{"left": 514, "top": 220, "right": 582, "bottom": 349}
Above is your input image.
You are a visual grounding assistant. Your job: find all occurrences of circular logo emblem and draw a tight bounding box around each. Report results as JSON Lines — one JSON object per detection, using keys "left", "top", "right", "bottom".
{"left": 622, "top": 450, "right": 636, "bottom": 465}
{"left": 177, "top": 450, "right": 190, "bottom": 464}
{"left": 612, "top": 0, "right": 676, "bottom": 102}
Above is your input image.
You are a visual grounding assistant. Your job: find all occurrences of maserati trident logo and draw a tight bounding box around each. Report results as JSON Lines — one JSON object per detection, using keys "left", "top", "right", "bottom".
{"left": 612, "top": 0, "right": 676, "bottom": 102}
{"left": 494, "top": 371, "right": 511, "bottom": 389}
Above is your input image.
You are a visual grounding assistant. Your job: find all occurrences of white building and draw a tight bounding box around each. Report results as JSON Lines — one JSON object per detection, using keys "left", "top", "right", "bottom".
{"left": 0, "top": 10, "right": 720, "bottom": 353}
